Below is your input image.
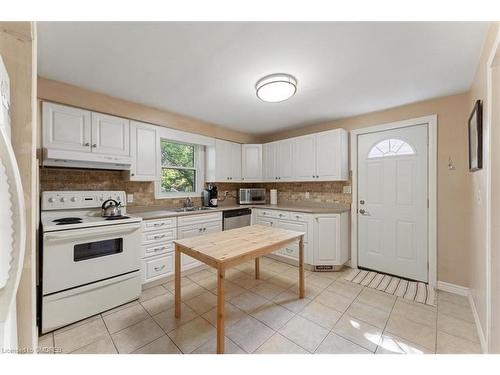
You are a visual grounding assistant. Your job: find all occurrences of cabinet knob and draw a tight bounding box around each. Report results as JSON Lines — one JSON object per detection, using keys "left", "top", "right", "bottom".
{"left": 131, "top": 173, "right": 135, "bottom": 176}
{"left": 84, "top": 142, "right": 90, "bottom": 147}
{"left": 92, "top": 144, "right": 97, "bottom": 148}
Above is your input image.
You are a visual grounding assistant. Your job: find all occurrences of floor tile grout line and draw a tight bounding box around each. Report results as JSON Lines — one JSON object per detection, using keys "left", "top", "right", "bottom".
{"left": 377, "top": 293, "right": 398, "bottom": 354}
{"left": 100, "top": 313, "right": 120, "bottom": 354}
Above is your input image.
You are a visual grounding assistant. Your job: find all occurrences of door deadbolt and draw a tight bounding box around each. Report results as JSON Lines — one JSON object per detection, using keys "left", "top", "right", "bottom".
{"left": 360, "top": 200, "right": 365, "bottom": 205}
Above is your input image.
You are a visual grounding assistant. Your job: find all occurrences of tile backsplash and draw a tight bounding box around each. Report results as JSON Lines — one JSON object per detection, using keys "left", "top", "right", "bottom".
{"left": 40, "top": 167, "right": 352, "bottom": 208}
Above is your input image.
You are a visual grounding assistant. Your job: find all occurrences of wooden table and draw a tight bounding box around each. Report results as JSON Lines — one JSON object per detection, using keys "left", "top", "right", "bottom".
{"left": 173, "top": 224, "right": 305, "bottom": 354}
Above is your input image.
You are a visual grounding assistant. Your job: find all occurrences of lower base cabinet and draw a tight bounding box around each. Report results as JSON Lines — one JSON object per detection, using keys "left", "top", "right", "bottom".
{"left": 253, "top": 208, "right": 349, "bottom": 268}
{"left": 140, "top": 212, "right": 223, "bottom": 285}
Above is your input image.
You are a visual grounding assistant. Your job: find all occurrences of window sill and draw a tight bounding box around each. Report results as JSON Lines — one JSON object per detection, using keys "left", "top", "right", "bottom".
{"left": 154, "top": 191, "right": 202, "bottom": 200}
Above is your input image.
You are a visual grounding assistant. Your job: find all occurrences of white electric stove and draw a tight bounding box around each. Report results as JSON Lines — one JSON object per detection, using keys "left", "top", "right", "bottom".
{"left": 40, "top": 191, "right": 143, "bottom": 334}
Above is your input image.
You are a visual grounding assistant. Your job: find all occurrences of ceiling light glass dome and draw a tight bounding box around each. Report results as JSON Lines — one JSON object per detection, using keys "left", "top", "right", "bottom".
{"left": 255, "top": 73, "right": 297, "bottom": 103}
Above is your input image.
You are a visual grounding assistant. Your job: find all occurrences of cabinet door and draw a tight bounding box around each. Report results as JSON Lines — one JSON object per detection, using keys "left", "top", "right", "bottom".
{"left": 230, "top": 142, "right": 242, "bottom": 181}
{"left": 215, "top": 139, "right": 231, "bottom": 181}
{"left": 241, "top": 144, "right": 262, "bottom": 181}
{"left": 278, "top": 139, "right": 293, "bottom": 180}
{"left": 314, "top": 216, "right": 339, "bottom": 265}
{"left": 91, "top": 112, "right": 130, "bottom": 156}
{"left": 42, "top": 102, "right": 91, "bottom": 152}
{"left": 130, "top": 121, "right": 157, "bottom": 181}
{"left": 177, "top": 224, "right": 204, "bottom": 268}
{"left": 315, "top": 130, "right": 341, "bottom": 181}
{"left": 292, "top": 135, "right": 316, "bottom": 180}
{"left": 263, "top": 142, "right": 278, "bottom": 181}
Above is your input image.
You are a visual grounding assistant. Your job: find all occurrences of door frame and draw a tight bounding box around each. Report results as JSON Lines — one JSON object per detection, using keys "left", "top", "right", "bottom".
{"left": 350, "top": 115, "right": 437, "bottom": 287}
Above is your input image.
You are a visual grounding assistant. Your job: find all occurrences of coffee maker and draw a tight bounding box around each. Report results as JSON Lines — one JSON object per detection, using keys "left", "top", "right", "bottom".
{"left": 203, "top": 184, "right": 218, "bottom": 207}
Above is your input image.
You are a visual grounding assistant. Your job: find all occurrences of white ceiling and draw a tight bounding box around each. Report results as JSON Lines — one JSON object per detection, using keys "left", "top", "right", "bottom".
{"left": 37, "top": 22, "right": 488, "bottom": 135}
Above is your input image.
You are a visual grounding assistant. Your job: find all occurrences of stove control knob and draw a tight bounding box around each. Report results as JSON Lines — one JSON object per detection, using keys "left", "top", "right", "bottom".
{"left": 71, "top": 197, "right": 77, "bottom": 202}
{"left": 48, "top": 197, "right": 54, "bottom": 203}
{"left": 60, "top": 197, "right": 66, "bottom": 203}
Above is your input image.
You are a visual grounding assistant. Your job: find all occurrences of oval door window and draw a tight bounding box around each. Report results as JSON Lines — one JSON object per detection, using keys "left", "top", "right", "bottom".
{"left": 367, "top": 138, "right": 415, "bottom": 159}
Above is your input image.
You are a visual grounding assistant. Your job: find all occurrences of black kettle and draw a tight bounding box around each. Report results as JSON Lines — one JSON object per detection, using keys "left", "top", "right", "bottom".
{"left": 101, "top": 199, "right": 122, "bottom": 217}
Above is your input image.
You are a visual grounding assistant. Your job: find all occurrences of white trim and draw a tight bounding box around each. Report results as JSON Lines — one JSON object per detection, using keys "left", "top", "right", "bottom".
{"left": 437, "top": 281, "right": 469, "bottom": 296}
{"left": 484, "top": 25, "right": 500, "bottom": 353}
{"left": 350, "top": 115, "right": 438, "bottom": 287}
{"left": 469, "top": 292, "right": 488, "bottom": 353}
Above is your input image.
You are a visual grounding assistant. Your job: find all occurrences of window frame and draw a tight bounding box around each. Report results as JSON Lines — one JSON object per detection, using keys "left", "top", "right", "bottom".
{"left": 155, "top": 138, "right": 205, "bottom": 199}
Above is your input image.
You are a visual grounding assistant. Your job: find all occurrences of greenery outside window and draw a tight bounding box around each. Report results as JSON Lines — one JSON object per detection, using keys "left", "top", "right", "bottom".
{"left": 160, "top": 139, "right": 199, "bottom": 195}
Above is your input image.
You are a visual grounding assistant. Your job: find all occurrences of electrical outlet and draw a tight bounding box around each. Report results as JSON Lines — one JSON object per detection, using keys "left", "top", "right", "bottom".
{"left": 127, "top": 194, "right": 134, "bottom": 203}
{"left": 224, "top": 191, "right": 229, "bottom": 196}
{"left": 305, "top": 192, "right": 310, "bottom": 199}
{"left": 343, "top": 185, "right": 352, "bottom": 194}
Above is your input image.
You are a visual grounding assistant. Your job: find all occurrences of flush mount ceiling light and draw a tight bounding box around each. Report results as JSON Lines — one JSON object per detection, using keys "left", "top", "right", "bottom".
{"left": 255, "top": 73, "right": 297, "bottom": 103}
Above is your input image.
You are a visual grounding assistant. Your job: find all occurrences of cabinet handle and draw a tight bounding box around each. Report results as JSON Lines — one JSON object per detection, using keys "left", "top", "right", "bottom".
{"left": 153, "top": 246, "right": 167, "bottom": 252}
{"left": 199, "top": 228, "right": 203, "bottom": 232}
{"left": 83, "top": 142, "right": 90, "bottom": 147}
{"left": 153, "top": 223, "right": 165, "bottom": 227}
{"left": 153, "top": 234, "right": 166, "bottom": 239}
{"left": 131, "top": 173, "right": 135, "bottom": 176}
{"left": 92, "top": 144, "right": 97, "bottom": 148}
{"left": 203, "top": 227, "right": 206, "bottom": 231}
{"left": 154, "top": 265, "right": 166, "bottom": 271}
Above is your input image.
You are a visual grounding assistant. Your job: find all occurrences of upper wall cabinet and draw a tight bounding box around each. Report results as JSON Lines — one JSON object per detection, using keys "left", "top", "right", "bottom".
{"left": 206, "top": 139, "right": 242, "bottom": 182}
{"left": 42, "top": 102, "right": 92, "bottom": 153}
{"left": 129, "top": 121, "right": 158, "bottom": 181}
{"left": 42, "top": 102, "right": 132, "bottom": 170}
{"left": 91, "top": 112, "right": 130, "bottom": 156}
{"left": 264, "top": 140, "right": 293, "bottom": 181}
{"left": 292, "top": 129, "right": 348, "bottom": 181}
{"left": 241, "top": 144, "right": 262, "bottom": 182}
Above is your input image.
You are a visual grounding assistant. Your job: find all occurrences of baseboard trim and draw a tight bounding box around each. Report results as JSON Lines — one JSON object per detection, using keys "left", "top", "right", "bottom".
{"left": 468, "top": 292, "right": 488, "bottom": 354}
{"left": 437, "top": 281, "right": 487, "bottom": 353}
{"left": 436, "top": 280, "right": 469, "bottom": 296}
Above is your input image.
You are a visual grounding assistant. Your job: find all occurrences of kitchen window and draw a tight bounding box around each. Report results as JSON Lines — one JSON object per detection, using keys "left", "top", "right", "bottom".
{"left": 157, "top": 139, "right": 204, "bottom": 198}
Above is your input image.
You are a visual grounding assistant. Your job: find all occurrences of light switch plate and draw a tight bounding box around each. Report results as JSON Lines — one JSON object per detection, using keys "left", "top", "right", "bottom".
{"left": 343, "top": 186, "right": 352, "bottom": 194}
{"left": 127, "top": 194, "right": 134, "bottom": 203}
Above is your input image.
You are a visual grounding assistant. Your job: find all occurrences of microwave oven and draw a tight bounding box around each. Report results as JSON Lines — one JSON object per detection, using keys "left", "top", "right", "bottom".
{"left": 239, "top": 188, "right": 266, "bottom": 205}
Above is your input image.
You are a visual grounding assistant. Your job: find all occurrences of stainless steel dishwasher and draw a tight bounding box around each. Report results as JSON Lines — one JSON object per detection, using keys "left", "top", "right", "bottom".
{"left": 223, "top": 208, "right": 252, "bottom": 230}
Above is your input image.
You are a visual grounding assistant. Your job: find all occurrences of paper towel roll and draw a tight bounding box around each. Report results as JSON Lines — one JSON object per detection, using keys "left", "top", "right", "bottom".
{"left": 270, "top": 189, "right": 278, "bottom": 205}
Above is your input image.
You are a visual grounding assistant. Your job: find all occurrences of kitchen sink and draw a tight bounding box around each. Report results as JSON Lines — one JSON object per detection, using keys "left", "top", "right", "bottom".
{"left": 172, "top": 207, "right": 215, "bottom": 212}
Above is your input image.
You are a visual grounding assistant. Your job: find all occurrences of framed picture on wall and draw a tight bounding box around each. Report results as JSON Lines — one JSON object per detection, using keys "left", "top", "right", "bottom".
{"left": 468, "top": 99, "right": 483, "bottom": 172}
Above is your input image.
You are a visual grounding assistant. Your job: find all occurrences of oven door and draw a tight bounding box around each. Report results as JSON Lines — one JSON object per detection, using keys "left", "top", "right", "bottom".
{"left": 42, "top": 222, "right": 141, "bottom": 295}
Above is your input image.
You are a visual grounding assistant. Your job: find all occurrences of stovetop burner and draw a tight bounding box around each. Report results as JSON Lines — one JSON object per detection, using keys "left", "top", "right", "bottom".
{"left": 53, "top": 217, "right": 83, "bottom": 225}
{"left": 104, "top": 216, "right": 130, "bottom": 221}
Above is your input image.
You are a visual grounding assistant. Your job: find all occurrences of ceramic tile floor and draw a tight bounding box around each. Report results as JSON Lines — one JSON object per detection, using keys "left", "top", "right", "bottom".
{"left": 38, "top": 258, "right": 483, "bottom": 354}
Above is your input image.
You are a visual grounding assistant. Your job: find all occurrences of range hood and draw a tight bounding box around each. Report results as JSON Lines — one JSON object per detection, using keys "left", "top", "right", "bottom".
{"left": 42, "top": 148, "right": 132, "bottom": 171}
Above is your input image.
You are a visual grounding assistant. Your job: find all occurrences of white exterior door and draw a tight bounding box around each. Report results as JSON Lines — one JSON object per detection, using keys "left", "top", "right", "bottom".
{"left": 357, "top": 124, "right": 428, "bottom": 282}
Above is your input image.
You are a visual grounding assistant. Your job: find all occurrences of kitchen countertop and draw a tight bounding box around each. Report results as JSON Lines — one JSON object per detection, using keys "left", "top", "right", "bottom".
{"left": 127, "top": 202, "right": 350, "bottom": 220}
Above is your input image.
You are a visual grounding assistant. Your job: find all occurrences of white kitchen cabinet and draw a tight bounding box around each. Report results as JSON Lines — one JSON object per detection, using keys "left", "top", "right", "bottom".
{"left": 241, "top": 144, "right": 262, "bottom": 181}
{"left": 292, "top": 134, "right": 316, "bottom": 180}
{"left": 263, "top": 142, "right": 278, "bottom": 181}
{"left": 313, "top": 213, "right": 349, "bottom": 267}
{"left": 130, "top": 121, "right": 158, "bottom": 181}
{"left": 177, "top": 212, "right": 223, "bottom": 269}
{"left": 206, "top": 139, "right": 242, "bottom": 182}
{"left": 91, "top": 112, "right": 130, "bottom": 156}
{"left": 292, "top": 129, "right": 348, "bottom": 181}
{"left": 278, "top": 139, "right": 294, "bottom": 181}
{"left": 315, "top": 129, "right": 348, "bottom": 181}
{"left": 42, "top": 102, "right": 92, "bottom": 153}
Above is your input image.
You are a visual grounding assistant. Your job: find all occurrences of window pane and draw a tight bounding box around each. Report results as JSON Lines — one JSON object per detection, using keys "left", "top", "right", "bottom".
{"left": 161, "top": 141, "right": 195, "bottom": 167}
{"left": 161, "top": 168, "right": 195, "bottom": 193}
{"left": 368, "top": 138, "right": 415, "bottom": 159}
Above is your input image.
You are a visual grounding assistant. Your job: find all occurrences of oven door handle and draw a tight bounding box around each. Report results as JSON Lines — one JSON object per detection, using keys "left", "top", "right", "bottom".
{"left": 44, "top": 223, "right": 142, "bottom": 242}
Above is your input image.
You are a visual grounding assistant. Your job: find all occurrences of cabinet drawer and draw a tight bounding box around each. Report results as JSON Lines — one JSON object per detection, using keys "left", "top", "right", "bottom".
{"left": 142, "top": 228, "right": 176, "bottom": 245}
{"left": 280, "top": 243, "right": 299, "bottom": 259}
{"left": 275, "top": 220, "right": 308, "bottom": 243}
{"left": 257, "top": 209, "right": 289, "bottom": 219}
{"left": 178, "top": 212, "right": 222, "bottom": 227}
{"left": 143, "top": 253, "right": 173, "bottom": 282}
{"left": 143, "top": 217, "right": 176, "bottom": 232}
{"left": 142, "top": 242, "right": 173, "bottom": 258}
{"left": 289, "top": 212, "right": 307, "bottom": 222}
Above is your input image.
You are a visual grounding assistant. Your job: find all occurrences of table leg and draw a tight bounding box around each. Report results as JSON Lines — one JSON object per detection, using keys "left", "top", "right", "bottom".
{"left": 217, "top": 267, "right": 225, "bottom": 354}
{"left": 255, "top": 257, "right": 260, "bottom": 280}
{"left": 174, "top": 245, "right": 181, "bottom": 318}
{"left": 299, "top": 236, "right": 305, "bottom": 299}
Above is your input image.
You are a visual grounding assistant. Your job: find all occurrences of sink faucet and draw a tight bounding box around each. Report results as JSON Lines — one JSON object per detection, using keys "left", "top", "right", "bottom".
{"left": 184, "top": 197, "right": 194, "bottom": 208}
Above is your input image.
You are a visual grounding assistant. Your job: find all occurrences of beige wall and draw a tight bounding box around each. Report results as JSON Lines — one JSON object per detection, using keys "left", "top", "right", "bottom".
{"left": 263, "top": 93, "right": 472, "bottom": 287}
{"left": 0, "top": 22, "right": 37, "bottom": 350}
{"left": 468, "top": 23, "right": 500, "bottom": 353}
{"left": 37, "top": 77, "right": 260, "bottom": 145}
